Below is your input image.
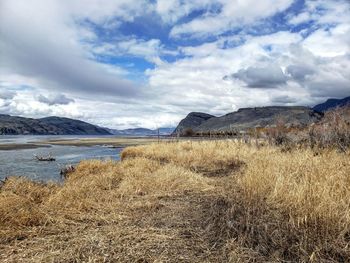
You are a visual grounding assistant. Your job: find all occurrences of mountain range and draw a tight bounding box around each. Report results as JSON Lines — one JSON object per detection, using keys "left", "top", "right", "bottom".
{"left": 0, "top": 115, "right": 111, "bottom": 135}
{"left": 107, "top": 127, "right": 175, "bottom": 136}
{"left": 173, "top": 96, "right": 349, "bottom": 135}
{"left": 312, "top": 96, "right": 350, "bottom": 112}
{"left": 0, "top": 114, "right": 175, "bottom": 136}
{"left": 0, "top": 96, "right": 348, "bottom": 136}
{"left": 173, "top": 106, "right": 323, "bottom": 135}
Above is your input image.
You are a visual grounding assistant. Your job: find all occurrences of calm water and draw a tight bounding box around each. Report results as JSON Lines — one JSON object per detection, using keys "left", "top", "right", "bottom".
{"left": 0, "top": 135, "right": 122, "bottom": 182}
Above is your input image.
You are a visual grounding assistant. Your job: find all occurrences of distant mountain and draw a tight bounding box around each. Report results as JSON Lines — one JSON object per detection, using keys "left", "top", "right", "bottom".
{"left": 0, "top": 115, "right": 111, "bottom": 135}
{"left": 158, "top": 128, "right": 176, "bottom": 135}
{"left": 313, "top": 96, "right": 350, "bottom": 112}
{"left": 108, "top": 127, "right": 175, "bottom": 136}
{"left": 174, "top": 106, "right": 323, "bottom": 135}
{"left": 172, "top": 112, "right": 215, "bottom": 135}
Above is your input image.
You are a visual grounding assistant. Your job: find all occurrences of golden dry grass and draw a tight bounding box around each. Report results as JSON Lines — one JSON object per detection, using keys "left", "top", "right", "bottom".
{"left": 0, "top": 140, "right": 349, "bottom": 262}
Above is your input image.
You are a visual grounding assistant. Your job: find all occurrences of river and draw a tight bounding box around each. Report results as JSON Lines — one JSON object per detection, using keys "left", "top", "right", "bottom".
{"left": 0, "top": 135, "right": 123, "bottom": 182}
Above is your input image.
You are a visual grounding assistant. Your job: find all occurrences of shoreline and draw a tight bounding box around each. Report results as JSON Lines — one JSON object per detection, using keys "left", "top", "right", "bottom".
{"left": 0, "top": 135, "right": 229, "bottom": 151}
{"left": 0, "top": 143, "right": 52, "bottom": 151}
{"left": 35, "top": 137, "right": 161, "bottom": 147}
{"left": 0, "top": 136, "right": 161, "bottom": 151}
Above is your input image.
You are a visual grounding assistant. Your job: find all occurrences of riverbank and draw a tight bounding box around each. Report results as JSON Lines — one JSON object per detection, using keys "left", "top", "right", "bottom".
{"left": 1, "top": 140, "right": 349, "bottom": 262}
{"left": 0, "top": 136, "right": 161, "bottom": 151}
{"left": 35, "top": 136, "right": 161, "bottom": 147}
{"left": 0, "top": 136, "right": 161, "bottom": 181}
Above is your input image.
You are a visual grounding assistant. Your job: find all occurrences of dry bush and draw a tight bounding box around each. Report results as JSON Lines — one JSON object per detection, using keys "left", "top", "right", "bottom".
{"left": 264, "top": 106, "right": 350, "bottom": 152}
{"left": 0, "top": 141, "right": 349, "bottom": 262}
{"left": 309, "top": 106, "right": 350, "bottom": 151}
{"left": 182, "top": 128, "right": 195, "bottom": 137}
{"left": 264, "top": 117, "right": 293, "bottom": 147}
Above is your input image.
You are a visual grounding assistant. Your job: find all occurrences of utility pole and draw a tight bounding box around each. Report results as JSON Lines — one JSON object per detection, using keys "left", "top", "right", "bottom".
{"left": 157, "top": 127, "right": 160, "bottom": 143}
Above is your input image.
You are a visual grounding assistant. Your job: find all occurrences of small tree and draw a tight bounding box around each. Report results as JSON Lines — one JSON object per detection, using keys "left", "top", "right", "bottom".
{"left": 183, "top": 128, "right": 195, "bottom": 137}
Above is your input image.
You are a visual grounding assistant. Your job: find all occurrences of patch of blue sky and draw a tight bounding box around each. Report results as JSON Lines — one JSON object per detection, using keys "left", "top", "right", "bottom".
{"left": 175, "top": 3, "right": 222, "bottom": 25}
{"left": 221, "top": 36, "right": 246, "bottom": 49}
{"left": 161, "top": 54, "right": 181, "bottom": 63}
{"left": 289, "top": 21, "right": 337, "bottom": 40}
{"left": 168, "top": 0, "right": 307, "bottom": 45}
{"left": 165, "top": 7, "right": 223, "bottom": 47}
{"left": 77, "top": 18, "right": 126, "bottom": 43}
{"left": 92, "top": 54, "right": 154, "bottom": 83}
{"left": 285, "top": 0, "right": 306, "bottom": 16}
{"left": 263, "top": 44, "right": 273, "bottom": 52}
{"left": 118, "top": 14, "right": 170, "bottom": 42}
{"left": 116, "top": 5, "right": 221, "bottom": 46}
{"left": 235, "top": 0, "right": 305, "bottom": 36}
{"left": 95, "top": 54, "right": 155, "bottom": 71}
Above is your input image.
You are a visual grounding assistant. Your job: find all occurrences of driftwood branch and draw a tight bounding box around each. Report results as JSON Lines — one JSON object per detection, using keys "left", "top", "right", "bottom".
{"left": 60, "top": 165, "right": 75, "bottom": 179}
{"left": 34, "top": 154, "right": 56, "bottom": 161}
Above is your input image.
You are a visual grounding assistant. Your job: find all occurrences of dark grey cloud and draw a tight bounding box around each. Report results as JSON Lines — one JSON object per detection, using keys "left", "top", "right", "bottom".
{"left": 225, "top": 48, "right": 350, "bottom": 101}
{"left": 0, "top": 1, "right": 143, "bottom": 102}
{"left": 286, "top": 64, "right": 315, "bottom": 81}
{"left": 0, "top": 38, "right": 140, "bottom": 100}
{"left": 38, "top": 94, "right": 75, "bottom": 105}
{"left": 307, "top": 79, "right": 350, "bottom": 98}
{"left": 229, "top": 65, "right": 288, "bottom": 88}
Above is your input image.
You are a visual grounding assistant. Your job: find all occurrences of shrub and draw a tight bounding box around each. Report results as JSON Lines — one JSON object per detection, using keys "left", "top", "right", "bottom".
{"left": 308, "top": 106, "right": 350, "bottom": 151}
{"left": 182, "top": 128, "right": 195, "bottom": 137}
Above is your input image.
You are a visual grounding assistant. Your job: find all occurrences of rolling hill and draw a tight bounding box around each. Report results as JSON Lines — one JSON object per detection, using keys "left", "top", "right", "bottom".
{"left": 173, "top": 106, "right": 322, "bottom": 135}
{"left": 313, "top": 96, "right": 350, "bottom": 112}
{"left": 0, "top": 115, "right": 111, "bottom": 135}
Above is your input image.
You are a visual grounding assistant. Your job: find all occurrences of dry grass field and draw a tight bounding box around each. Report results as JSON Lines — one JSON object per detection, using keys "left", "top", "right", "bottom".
{"left": 0, "top": 140, "right": 349, "bottom": 262}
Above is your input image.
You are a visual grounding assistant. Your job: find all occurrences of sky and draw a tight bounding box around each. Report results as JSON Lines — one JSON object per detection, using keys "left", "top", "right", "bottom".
{"left": 0, "top": 0, "right": 349, "bottom": 129}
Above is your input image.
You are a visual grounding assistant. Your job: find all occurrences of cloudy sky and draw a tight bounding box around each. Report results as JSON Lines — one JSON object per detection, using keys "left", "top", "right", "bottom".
{"left": 0, "top": 0, "right": 349, "bottom": 129}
